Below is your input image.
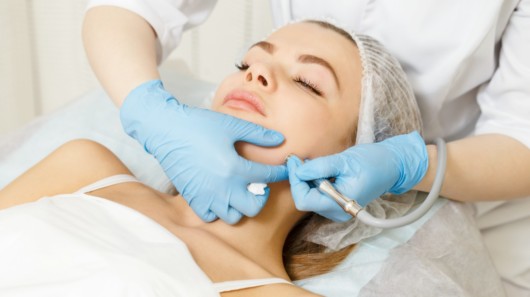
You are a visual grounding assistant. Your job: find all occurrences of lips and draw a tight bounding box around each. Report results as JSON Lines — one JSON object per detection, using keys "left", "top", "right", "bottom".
{"left": 223, "top": 89, "right": 266, "bottom": 116}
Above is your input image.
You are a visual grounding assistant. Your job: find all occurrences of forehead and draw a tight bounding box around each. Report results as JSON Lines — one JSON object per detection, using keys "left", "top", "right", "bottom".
{"left": 266, "top": 22, "right": 358, "bottom": 57}
{"left": 265, "top": 22, "right": 361, "bottom": 92}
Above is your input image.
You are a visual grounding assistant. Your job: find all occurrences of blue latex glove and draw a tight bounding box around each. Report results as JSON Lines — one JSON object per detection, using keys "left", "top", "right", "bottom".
{"left": 286, "top": 131, "right": 428, "bottom": 222}
{"left": 120, "top": 79, "right": 288, "bottom": 224}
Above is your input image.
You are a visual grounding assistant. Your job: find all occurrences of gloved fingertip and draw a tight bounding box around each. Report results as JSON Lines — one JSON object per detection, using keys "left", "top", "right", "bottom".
{"left": 286, "top": 157, "right": 303, "bottom": 183}
{"left": 264, "top": 130, "right": 285, "bottom": 143}
{"left": 225, "top": 209, "right": 243, "bottom": 225}
{"left": 286, "top": 154, "right": 302, "bottom": 166}
{"left": 249, "top": 188, "right": 269, "bottom": 217}
{"left": 201, "top": 211, "right": 218, "bottom": 223}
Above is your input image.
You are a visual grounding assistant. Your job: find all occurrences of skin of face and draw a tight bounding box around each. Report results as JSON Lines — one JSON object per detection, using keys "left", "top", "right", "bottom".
{"left": 211, "top": 22, "right": 363, "bottom": 166}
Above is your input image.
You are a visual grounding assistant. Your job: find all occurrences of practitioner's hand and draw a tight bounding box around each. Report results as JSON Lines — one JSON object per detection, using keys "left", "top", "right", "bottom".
{"left": 120, "top": 80, "right": 288, "bottom": 224}
{"left": 287, "top": 131, "right": 428, "bottom": 222}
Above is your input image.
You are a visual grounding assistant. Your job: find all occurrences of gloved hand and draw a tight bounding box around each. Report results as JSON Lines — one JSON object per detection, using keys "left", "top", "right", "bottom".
{"left": 120, "top": 79, "right": 288, "bottom": 224}
{"left": 286, "top": 131, "right": 428, "bottom": 222}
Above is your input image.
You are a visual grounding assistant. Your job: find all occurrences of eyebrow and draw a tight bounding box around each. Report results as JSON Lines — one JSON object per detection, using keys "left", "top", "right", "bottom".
{"left": 250, "top": 41, "right": 340, "bottom": 89}
{"left": 251, "top": 41, "right": 275, "bottom": 54}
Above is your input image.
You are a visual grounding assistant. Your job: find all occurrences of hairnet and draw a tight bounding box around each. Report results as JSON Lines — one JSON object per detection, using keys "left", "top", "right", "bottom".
{"left": 295, "top": 20, "right": 424, "bottom": 251}
{"left": 352, "top": 33, "right": 423, "bottom": 144}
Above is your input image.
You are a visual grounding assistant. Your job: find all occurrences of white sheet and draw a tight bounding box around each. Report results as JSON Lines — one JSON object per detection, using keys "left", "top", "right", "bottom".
{"left": 0, "top": 194, "right": 219, "bottom": 296}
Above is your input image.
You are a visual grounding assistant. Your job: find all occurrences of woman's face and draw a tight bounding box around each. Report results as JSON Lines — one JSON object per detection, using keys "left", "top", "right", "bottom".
{"left": 211, "top": 22, "right": 362, "bottom": 165}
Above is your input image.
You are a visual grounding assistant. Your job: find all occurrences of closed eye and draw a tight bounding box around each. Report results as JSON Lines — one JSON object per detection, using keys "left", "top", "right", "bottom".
{"left": 294, "top": 76, "right": 322, "bottom": 96}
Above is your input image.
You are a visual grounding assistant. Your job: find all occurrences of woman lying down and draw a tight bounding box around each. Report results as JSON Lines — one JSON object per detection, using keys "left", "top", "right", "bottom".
{"left": 0, "top": 20, "right": 422, "bottom": 296}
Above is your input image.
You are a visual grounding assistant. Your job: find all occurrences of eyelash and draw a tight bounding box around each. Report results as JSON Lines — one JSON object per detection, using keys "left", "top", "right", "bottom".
{"left": 235, "top": 62, "right": 249, "bottom": 71}
{"left": 235, "top": 62, "right": 323, "bottom": 96}
{"left": 293, "top": 76, "right": 322, "bottom": 96}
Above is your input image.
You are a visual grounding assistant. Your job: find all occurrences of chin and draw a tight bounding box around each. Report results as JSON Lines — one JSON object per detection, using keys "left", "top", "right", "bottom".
{"left": 235, "top": 142, "right": 287, "bottom": 166}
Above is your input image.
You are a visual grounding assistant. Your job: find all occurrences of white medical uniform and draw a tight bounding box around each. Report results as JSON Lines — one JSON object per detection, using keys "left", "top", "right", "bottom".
{"left": 86, "top": 0, "right": 530, "bottom": 294}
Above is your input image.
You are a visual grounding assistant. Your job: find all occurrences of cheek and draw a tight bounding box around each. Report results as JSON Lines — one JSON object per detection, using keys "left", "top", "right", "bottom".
{"left": 211, "top": 89, "right": 226, "bottom": 110}
{"left": 236, "top": 102, "right": 336, "bottom": 165}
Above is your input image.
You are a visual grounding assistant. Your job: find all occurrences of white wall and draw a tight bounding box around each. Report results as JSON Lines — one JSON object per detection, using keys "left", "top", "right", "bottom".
{"left": 1, "top": 1, "right": 41, "bottom": 135}
{"left": 0, "top": 0, "right": 273, "bottom": 135}
{"left": 170, "top": 0, "right": 274, "bottom": 84}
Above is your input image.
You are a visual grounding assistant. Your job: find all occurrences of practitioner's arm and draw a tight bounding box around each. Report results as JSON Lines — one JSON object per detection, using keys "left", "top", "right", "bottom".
{"left": 0, "top": 140, "right": 130, "bottom": 210}
{"left": 415, "top": 134, "right": 530, "bottom": 202}
{"left": 83, "top": 6, "right": 159, "bottom": 105}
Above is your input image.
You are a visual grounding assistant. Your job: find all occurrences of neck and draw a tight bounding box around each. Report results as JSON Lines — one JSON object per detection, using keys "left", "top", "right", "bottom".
{"left": 171, "top": 181, "right": 306, "bottom": 278}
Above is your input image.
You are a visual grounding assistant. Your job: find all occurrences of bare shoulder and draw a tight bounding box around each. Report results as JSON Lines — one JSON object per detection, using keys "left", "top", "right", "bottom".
{"left": 0, "top": 139, "right": 131, "bottom": 209}
{"left": 53, "top": 139, "right": 131, "bottom": 177}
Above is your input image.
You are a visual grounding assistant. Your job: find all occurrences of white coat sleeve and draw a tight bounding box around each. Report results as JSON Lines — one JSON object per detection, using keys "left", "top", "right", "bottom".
{"left": 86, "top": 0, "right": 217, "bottom": 63}
{"left": 474, "top": 0, "right": 530, "bottom": 148}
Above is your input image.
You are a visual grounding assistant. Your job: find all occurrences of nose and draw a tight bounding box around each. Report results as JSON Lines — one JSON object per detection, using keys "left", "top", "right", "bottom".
{"left": 245, "top": 63, "right": 276, "bottom": 91}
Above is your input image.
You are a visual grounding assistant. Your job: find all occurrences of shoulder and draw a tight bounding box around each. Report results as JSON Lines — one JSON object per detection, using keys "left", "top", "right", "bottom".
{"left": 0, "top": 139, "right": 132, "bottom": 209}
{"left": 54, "top": 139, "right": 130, "bottom": 177}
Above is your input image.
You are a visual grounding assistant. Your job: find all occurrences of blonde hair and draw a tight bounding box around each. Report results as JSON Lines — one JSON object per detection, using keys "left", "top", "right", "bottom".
{"left": 283, "top": 214, "right": 355, "bottom": 280}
